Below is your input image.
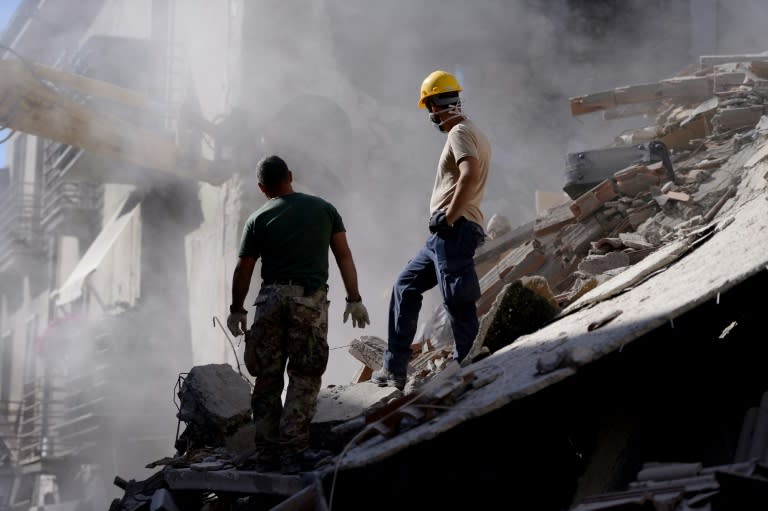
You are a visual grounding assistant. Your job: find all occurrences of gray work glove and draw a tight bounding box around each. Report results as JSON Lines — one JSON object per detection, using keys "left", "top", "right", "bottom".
{"left": 227, "top": 307, "right": 248, "bottom": 336}
{"left": 343, "top": 299, "right": 370, "bottom": 328}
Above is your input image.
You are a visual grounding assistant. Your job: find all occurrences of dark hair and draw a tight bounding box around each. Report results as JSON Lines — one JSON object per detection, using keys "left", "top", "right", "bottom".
{"left": 257, "top": 155, "right": 290, "bottom": 187}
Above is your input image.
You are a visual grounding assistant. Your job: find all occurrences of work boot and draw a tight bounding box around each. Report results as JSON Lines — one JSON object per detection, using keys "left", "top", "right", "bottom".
{"left": 280, "top": 451, "right": 306, "bottom": 475}
{"left": 279, "top": 448, "right": 334, "bottom": 474}
{"left": 370, "top": 367, "right": 406, "bottom": 391}
{"left": 232, "top": 446, "right": 279, "bottom": 473}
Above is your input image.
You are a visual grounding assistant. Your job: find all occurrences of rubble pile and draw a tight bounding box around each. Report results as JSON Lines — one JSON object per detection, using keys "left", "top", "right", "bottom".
{"left": 350, "top": 52, "right": 768, "bottom": 392}
{"left": 107, "top": 52, "right": 768, "bottom": 511}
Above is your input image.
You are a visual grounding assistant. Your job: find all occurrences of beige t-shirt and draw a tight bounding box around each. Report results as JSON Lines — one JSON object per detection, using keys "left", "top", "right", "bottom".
{"left": 429, "top": 118, "right": 491, "bottom": 226}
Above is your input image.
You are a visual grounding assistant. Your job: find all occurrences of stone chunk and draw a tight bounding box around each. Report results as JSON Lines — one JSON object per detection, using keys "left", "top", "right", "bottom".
{"left": 618, "top": 232, "right": 654, "bottom": 250}
{"left": 557, "top": 217, "right": 605, "bottom": 259}
{"left": 176, "top": 364, "right": 252, "bottom": 451}
{"left": 577, "top": 251, "right": 631, "bottom": 276}
{"left": 534, "top": 201, "right": 576, "bottom": 237}
{"left": 569, "top": 179, "right": 617, "bottom": 221}
{"left": 614, "top": 164, "right": 667, "bottom": 197}
{"left": 472, "top": 279, "right": 559, "bottom": 356}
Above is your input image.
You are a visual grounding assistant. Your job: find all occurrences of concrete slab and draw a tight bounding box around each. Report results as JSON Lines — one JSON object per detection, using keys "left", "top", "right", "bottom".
{"left": 314, "top": 383, "right": 401, "bottom": 424}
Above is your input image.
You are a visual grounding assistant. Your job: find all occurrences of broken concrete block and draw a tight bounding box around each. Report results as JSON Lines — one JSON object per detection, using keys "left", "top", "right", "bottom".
{"left": 614, "top": 164, "right": 663, "bottom": 197}
{"left": 315, "top": 384, "right": 400, "bottom": 424}
{"left": 665, "top": 191, "right": 690, "bottom": 202}
{"left": 533, "top": 201, "right": 575, "bottom": 237}
{"left": 176, "top": 364, "right": 252, "bottom": 451}
{"left": 569, "top": 76, "right": 712, "bottom": 116}
{"left": 473, "top": 280, "right": 559, "bottom": 355}
{"left": 618, "top": 232, "right": 654, "bottom": 250}
{"left": 519, "top": 275, "right": 559, "bottom": 311}
{"left": 627, "top": 204, "right": 659, "bottom": 229}
{"left": 577, "top": 251, "right": 631, "bottom": 275}
{"left": 712, "top": 105, "right": 764, "bottom": 132}
{"left": 591, "top": 237, "right": 624, "bottom": 253}
{"left": 711, "top": 71, "right": 747, "bottom": 90}
{"left": 348, "top": 336, "right": 418, "bottom": 376}
{"left": 660, "top": 115, "right": 709, "bottom": 151}
{"left": 682, "top": 168, "right": 711, "bottom": 184}
{"left": 474, "top": 220, "right": 534, "bottom": 267}
{"left": 701, "top": 54, "right": 768, "bottom": 66}
{"left": 561, "top": 273, "right": 599, "bottom": 306}
{"left": 696, "top": 156, "right": 727, "bottom": 170}
{"left": 569, "top": 179, "right": 617, "bottom": 221}
{"left": 477, "top": 239, "right": 546, "bottom": 317}
{"left": 557, "top": 217, "right": 605, "bottom": 259}
{"left": 751, "top": 61, "right": 768, "bottom": 79}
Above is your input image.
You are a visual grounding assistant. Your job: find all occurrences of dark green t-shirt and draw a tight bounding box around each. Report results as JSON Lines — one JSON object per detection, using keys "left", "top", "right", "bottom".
{"left": 239, "top": 192, "right": 345, "bottom": 290}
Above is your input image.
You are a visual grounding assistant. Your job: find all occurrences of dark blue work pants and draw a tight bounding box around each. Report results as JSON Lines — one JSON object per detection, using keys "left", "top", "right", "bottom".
{"left": 384, "top": 218, "right": 485, "bottom": 375}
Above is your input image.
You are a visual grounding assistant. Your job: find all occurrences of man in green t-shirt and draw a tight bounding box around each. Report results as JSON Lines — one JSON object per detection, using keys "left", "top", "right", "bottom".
{"left": 226, "top": 155, "right": 369, "bottom": 474}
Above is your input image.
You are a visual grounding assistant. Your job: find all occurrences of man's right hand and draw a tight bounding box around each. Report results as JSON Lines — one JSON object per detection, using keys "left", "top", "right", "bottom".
{"left": 227, "top": 308, "right": 248, "bottom": 336}
{"left": 429, "top": 210, "right": 452, "bottom": 234}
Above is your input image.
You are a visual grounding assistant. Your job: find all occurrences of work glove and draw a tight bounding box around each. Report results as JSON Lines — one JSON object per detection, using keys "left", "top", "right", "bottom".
{"left": 343, "top": 299, "right": 370, "bottom": 328}
{"left": 227, "top": 307, "right": 248, "bottom": 336}
{"left": 428, "top": 210, "right": 452, "bottom": 234}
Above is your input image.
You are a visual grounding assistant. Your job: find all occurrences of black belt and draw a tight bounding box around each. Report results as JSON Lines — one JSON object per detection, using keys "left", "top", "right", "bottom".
{"left": 263, "top": 280, "right": 328, "bottom": 296}
{"left": 264, "top": 279, "right": 309, "bottom": 287}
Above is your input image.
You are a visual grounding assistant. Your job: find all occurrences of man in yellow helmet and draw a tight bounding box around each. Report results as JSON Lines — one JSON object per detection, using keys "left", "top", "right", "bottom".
{"left": 372, "top": 70, "right": 491, "bottom": 391}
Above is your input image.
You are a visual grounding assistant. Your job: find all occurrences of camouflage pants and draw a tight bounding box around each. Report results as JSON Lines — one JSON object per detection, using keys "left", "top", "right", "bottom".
{"left": 244, "top": 284, "right": 329, "bottom": 462}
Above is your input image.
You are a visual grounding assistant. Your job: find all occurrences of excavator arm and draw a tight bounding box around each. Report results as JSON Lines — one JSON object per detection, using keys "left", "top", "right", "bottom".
{"left": 0, "top": 58, "right": 233, "bottom": 184}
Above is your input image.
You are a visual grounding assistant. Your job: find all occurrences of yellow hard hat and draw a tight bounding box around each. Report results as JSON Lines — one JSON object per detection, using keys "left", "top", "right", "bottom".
{"left": 418, "top": 70, "right": 463, "bottom": 109}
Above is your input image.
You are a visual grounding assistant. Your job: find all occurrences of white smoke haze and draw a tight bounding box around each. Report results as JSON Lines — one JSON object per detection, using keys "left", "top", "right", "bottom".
{"left": 1, "top": 0, "right": 768, "bottom": 505}
{"left": 314, "top": 0, "right": 699, "bottom": 384}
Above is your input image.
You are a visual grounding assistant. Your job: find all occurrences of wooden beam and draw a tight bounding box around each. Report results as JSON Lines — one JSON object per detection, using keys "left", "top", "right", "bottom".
{"left": 700, "top": 54, "right": 768, "bottom": 67}
{"left": 570, "top": 76, "right": 713, "bottom": 116}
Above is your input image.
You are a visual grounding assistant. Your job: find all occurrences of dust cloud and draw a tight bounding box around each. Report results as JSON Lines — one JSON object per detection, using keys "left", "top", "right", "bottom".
{"left": 291, "top": 0, "right": 694, "bottom": 385}
{"left": 2, "top": 1, "right": 768, "bottom": 505}
{"left": 203, "top": 0, "right": 768, "bottom": 386}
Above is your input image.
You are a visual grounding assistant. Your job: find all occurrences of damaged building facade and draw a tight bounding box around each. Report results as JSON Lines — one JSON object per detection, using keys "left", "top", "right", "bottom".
{"left": 1, "top": 1, "right": 768, "bottom": 510}
{"left": 0, "top": 0, "right": 417, "bottom": 508}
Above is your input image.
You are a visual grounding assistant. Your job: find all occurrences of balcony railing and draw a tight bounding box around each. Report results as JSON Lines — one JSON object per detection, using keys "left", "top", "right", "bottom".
{"left": 0, "top": 182, "right": 45, "bottom": 274}
{"left": 40, "top": 180, "right": 102, "bottom": 235}
{"left": 40, "top": 135, "right": 103, "bottom": 237}
{"left": 15, "top": 362, "right": 107, "bottom": 465}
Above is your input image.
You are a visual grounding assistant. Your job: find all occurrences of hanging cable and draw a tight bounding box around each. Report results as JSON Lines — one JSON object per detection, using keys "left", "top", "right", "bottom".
{"left": 212, "top": 315, "right": 252, "bottom": 388}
